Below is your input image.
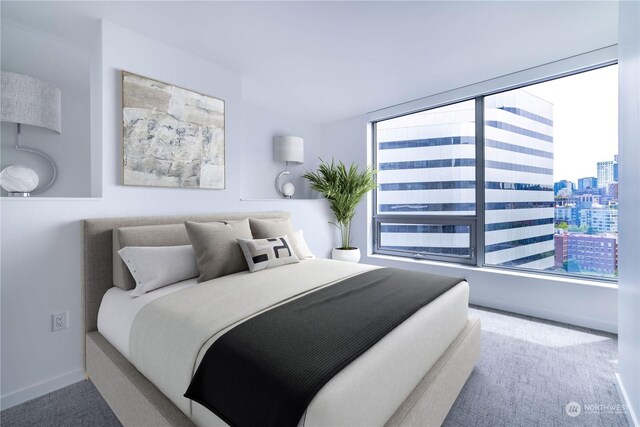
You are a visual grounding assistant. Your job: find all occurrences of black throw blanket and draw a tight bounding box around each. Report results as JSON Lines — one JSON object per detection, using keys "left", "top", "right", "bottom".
{"left": 184, "top": 267, "right": 462, "bottom": 427}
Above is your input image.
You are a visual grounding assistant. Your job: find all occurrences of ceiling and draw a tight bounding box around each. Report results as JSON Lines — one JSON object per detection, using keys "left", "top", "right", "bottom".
{"left": 1, "top": 1, "right": 618, "bottom": 125}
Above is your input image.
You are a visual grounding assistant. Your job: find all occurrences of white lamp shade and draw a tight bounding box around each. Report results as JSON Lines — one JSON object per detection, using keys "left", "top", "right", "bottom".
{"left": 0, "top": 165, "right": 39, "bottom": 193}
{"left": 273, "top": 136, "right": 304, "bottom": 164}
{"left": 1, "top": 71, "right": 62, "bottom": 133}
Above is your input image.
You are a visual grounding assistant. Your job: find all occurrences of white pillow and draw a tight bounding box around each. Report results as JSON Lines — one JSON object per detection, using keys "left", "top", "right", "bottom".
{"left": 291, "top": 229, "right": 315, "bottom": 259}
{"left": 237, "top": 235, "right": 300, "bottom": 273}
{"left": 118, "top": 245, "right": 199, "bottom": 297}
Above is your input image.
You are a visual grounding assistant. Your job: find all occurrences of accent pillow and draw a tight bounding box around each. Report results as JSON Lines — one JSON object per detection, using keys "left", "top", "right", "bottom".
{"left": 249, "top": 217, "right": 312, "bottom": 259}
{"left": 185, "top": 219, "right": 253, "bottom": 282}
{"left": 118, "top": 245, "right": 199, "bottom": 297}
{"left": 237, "top": 235, "right": 300, "bottom": 272}
{"left": 292, "top": 229, "right": 315, "bottom": 259}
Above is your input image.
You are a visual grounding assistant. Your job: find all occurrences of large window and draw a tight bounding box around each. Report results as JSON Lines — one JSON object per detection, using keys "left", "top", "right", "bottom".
{"left": 375, "top": 100, "right": 477, "bottom": 264}
{"left": 373, "top": 64, "right": 618, "bottom": 281}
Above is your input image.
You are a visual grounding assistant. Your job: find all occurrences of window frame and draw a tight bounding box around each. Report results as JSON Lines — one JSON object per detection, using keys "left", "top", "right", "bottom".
{"left": 372, "top": 96, "right": 481, "bottom": 266}
{"left": 373, "top": 215, "right": 478, "bottom": 265}
{"left": 371, "top": 61, "right": 618, "bottom": 283}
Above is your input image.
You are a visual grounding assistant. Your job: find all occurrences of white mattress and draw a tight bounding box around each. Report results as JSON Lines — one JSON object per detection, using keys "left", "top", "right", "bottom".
{"left": 97, "top": 261, "right": 469, "bottom": 426}
{"left": 97, "top": 279, "right": 197, "bottom": 358}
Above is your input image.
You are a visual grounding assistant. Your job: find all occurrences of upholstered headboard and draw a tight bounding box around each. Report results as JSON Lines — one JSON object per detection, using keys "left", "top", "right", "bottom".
{"left": 83, "top": 211, "right": 290, "bottom": 333}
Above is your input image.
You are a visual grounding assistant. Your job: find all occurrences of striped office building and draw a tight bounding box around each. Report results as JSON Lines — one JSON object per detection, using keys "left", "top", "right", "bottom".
{"left": 376, "top": 90, "right": 555, "bottom": 269}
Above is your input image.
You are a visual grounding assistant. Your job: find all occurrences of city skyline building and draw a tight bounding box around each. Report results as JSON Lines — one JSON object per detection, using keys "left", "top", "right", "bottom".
{"left": 579, "top": 206, "right": 618, "bottom": 233}
{"left": 571, "top": 193, "right": 600, "bottom": 206}
{"left": 554, "top": 206, "right": 577, "bottom": 226}
{"left": 577, "top": 177, "right": 598, "bottom": 192}
{"left": 554, "top": 230, "right": 569, "bottom": 268}
{"left": 567, "top": 233, "right": 618, "bottom": 275}
{"left": 554, "top": 179, "right": 574, "bottom": 196}
{"left": 597, "top": 160, "right": 616, "bottom": 189}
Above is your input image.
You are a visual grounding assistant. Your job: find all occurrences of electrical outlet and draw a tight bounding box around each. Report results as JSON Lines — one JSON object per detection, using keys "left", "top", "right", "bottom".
{"left": 52, "top": 311, "right": 68, "bottom": 332}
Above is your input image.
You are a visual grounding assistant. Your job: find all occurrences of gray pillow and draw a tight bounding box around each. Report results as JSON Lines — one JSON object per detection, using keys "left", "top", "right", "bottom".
{"left": 185, "top": 219, "right": 253, "bottom": 282}
{"left": 118, "top": 245, "right": 199, "bottom": 297}
{"left": 249, "top": 217, "right": 294, "bottom": 239}
{"left": 113, "top": 223, "right": 191, "bottom": 290}
{"left": 238, "top": 235, "right": 300, "bottom": 272}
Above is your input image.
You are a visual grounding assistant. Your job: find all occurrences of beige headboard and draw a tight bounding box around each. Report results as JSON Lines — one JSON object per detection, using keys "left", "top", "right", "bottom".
{"left": 83, "top": 211, "right": 290, "bottom": 333}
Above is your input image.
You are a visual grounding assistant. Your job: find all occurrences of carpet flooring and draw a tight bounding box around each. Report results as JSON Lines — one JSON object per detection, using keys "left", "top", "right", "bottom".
{"left": 0, "top": 306, "right": 629, "bottom": 427}
{"left": 0, "top": 380, "right": 120, "bottom": 427}
{"left": 443, "top": 307, "right": 628, "bottom": 427}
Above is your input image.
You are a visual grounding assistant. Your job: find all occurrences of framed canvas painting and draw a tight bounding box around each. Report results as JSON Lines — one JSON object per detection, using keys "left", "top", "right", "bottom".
{"left": 122, "top": 71, "right": 225, "bottom": 189}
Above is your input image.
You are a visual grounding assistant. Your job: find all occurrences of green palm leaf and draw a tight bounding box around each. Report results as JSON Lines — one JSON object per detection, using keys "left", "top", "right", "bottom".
{"left": 303, "top": 158, "right": 377, "bottom": 249}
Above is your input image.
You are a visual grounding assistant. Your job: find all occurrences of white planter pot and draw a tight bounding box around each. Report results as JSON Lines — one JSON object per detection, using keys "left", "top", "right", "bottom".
{"left": 332, "top": 248, "right": 361, "bottom": 263}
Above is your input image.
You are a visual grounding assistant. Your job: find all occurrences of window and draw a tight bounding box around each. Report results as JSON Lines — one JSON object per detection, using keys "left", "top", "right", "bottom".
{"left": 374, "top": 100, "right": 477, "bottom": 264}
{"left": 373, "top": 64, "right": 618, "bottom": 281}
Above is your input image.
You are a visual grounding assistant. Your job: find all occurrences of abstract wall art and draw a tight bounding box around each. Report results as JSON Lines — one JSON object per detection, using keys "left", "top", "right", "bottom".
{"left": 122, "top": 71, "right": 225, "bottom": 189}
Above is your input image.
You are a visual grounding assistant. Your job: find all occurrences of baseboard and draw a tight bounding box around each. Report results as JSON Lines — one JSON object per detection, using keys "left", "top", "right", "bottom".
{"left": 470, "top": 296, "right": 617, "bottom": 333}
{"left": 0, "top": 368, "right": 86, "bottom": 411}
{"left": 615, "top": 373, "right": 639, "bottom": 427}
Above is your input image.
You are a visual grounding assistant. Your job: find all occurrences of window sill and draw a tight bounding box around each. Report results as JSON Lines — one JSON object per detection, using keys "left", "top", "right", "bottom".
{"left": 0, "top": 197, "right": 103, "bottom": 201}
{"left": 367, "top": 253, "right": 618, "bottom": 290}
{"left": 240, "top": 198, "right": 325, "bottom": 202}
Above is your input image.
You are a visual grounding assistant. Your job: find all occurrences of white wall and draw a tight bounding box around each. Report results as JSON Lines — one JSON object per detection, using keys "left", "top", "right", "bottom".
{"left": 0, "top": 20, "right": 333, "bottom": 410}
{"left": 321, "top": 49, "right": 621, "bottom": 334}
{"left": 0, "top": 22, "right": 93, "bottom": 197}
{"left": 241, "top": 102, "right": 322, "bottom": 200}
{"left": 617, "top": 1, "right": 640, "bottom": 425}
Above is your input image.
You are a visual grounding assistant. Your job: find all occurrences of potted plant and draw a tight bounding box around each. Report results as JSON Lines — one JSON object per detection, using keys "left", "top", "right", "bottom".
{"left": 304, "top": 159, "right": 377, "bottom": 262}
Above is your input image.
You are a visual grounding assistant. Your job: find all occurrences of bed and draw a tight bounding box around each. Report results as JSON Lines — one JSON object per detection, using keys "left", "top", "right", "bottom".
{"left": 84, "top": 211, "right": 480, "bottom": 427}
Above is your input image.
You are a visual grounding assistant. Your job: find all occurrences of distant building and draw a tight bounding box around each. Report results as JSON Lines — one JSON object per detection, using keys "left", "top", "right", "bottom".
{"left": 554, "top": 231, "right": 569, "bottom": 268}
{"left": 607, "top": 182, "right": 618, "bottom": 198}
{"left": 579, "top": 207, "right": 618, "bottom": 232}
{"left": 597, "top": 161, "right": 616, "bottom": 189}
{"left": 571, "top": 194, "right": 600, "bottom": 207}
{"left": 554, "top": 180, "right": 574, "bottom": 196}
{"left": 578, "top": 177, "right": 598, "bottom": 192}
{"left": 554, "top": 206, "right": 576, "bottom": 226}
{"left": 567, "top": 233, "right": 618, "bottom": 274}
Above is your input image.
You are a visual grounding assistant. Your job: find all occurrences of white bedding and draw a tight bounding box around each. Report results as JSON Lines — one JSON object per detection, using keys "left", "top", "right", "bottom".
{"left": 97, "top": 278, "right": 197, "bottom": 358}
{"left": 97, "top": 259, "right": 469, "bottom": 426}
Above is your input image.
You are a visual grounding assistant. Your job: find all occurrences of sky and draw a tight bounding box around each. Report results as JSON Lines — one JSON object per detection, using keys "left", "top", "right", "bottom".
{"left": 522, "top": 65, "right": 618, "bottom": 184}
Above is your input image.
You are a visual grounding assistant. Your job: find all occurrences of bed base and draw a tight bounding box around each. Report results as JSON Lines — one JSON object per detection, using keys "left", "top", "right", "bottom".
{"left": 87, "top": 316, "right": 480, "bottom": 427}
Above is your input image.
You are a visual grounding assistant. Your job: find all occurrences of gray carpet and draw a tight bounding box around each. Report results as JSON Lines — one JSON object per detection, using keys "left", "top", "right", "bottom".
{"left": 0, "top": 307, "right": 628, "bottom": 427}
{"left": 0, "top": 380, "right": 120, "bottom": 427}
{"left": 444, "top": 307, "right": 628, "bottom": 427}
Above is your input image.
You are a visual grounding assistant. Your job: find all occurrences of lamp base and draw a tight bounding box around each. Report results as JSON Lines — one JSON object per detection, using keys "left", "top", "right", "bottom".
{"left": 7, "top": 192, "right": 31, "bottom": 197}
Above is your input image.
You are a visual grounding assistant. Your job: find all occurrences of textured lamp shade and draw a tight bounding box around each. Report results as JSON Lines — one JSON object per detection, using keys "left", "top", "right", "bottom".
{"left": 273, "top": 136, "right": 304, "bottom": 164}
{"left": 1, "top": 71, "right": 62, "bottom": 133}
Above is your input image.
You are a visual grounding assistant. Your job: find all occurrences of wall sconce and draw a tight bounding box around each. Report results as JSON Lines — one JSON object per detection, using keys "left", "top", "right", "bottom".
{"left": 273, "top": 136, "right": 304, "bottom": 198}
{"left": 0, "top": 71, "right": 61, "bottom": 197}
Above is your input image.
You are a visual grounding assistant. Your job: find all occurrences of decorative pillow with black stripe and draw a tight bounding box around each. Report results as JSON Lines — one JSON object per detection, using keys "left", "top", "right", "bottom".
{"left": 237, "top": 235, "right": 300, "bottom": 273}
